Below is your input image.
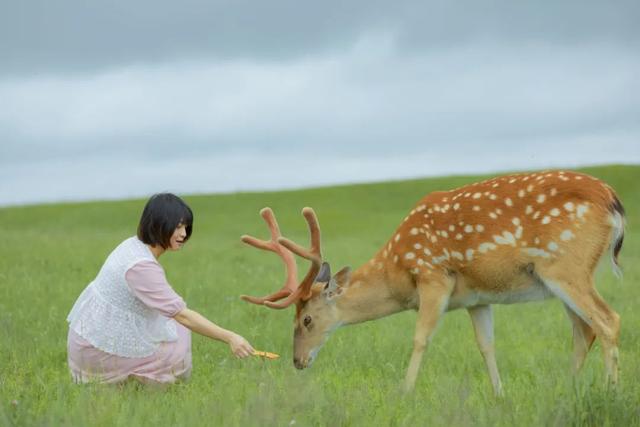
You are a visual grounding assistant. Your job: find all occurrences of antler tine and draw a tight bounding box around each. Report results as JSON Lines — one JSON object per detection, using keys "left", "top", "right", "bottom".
{"left": 264, "top": 207, "right": 323, "bottom": 309}
{"left": 240, "top": 207, "right": 299, "bottom": 305}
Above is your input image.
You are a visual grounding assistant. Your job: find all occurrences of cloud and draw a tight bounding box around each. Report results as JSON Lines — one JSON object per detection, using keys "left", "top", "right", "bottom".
{"left": 1, "top": 0, "right": 638, "bottom": 76}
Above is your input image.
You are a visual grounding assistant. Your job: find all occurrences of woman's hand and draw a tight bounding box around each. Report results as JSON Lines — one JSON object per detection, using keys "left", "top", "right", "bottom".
{"left": 227, "top": 333, "right": 254, "bottom": 358}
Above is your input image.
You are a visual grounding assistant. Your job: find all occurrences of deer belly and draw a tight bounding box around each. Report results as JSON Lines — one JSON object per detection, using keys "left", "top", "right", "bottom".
{"left": 448, "top": 281, "right": 554, "bottom": 310}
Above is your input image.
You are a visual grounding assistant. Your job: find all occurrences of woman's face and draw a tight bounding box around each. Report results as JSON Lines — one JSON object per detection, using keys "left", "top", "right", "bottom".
{"left": 168, "top": 224, "right": 188, "bottom": 250}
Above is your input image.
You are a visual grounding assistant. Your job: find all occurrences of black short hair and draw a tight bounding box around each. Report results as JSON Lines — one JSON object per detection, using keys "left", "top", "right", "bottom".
{"left": 137, "top": 193, "right": 193, "bottom": 249}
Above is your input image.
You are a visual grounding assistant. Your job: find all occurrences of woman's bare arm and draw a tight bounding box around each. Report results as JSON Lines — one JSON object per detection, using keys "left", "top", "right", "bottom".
{"left": 174, "top": 308, "right": 254, "bottom": 358}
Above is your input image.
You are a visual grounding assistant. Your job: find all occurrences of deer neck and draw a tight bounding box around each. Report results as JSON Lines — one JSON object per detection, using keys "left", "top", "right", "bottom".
{"left": 334, "top": 262, "right": 409, "bottom": 326}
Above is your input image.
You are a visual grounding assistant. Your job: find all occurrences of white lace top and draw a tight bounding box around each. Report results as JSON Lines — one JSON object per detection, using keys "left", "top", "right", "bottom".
{"left": 67, "top": 237, "right": 179, "bottom": 358}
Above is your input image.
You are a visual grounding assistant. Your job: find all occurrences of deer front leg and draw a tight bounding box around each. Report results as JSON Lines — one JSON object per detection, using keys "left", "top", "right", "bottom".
{"left": 403, "top": 279, "right": 453, "bottom": 393}
{"left": 468, "top": 305, "right": 503, "bottom": 396}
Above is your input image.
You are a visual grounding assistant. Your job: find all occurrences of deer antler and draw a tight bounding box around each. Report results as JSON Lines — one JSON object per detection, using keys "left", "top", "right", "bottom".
{"left": 240, "top": 208, "right": 299, "bottom": 305}
{"left": 241, "top": 207, "right": 323, "bottom": 309}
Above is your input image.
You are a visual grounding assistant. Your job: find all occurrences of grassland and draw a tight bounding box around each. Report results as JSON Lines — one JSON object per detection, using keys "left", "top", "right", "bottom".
{"left": 1, "top": 165, "right": 638, "bottom": 426}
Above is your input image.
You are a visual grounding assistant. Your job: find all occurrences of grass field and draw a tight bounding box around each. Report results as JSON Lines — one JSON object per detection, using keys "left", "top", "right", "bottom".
{"left": 1, "top": 165, "right": 639, "bottom": 426}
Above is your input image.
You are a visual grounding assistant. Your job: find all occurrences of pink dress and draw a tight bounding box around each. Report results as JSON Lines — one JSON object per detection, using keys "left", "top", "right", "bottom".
{"left": 67, "top": 260, "right": 192, "bottom": 384}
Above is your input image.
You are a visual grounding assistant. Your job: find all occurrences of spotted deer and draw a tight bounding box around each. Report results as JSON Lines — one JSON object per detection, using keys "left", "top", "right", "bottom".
{"left": 240, "top": 170, "right": 625, "bottom": 395}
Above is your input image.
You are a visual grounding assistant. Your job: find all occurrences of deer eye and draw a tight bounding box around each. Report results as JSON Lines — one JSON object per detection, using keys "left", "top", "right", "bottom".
{"left": 303, "top": 315, "right": 312, "bottom": 327}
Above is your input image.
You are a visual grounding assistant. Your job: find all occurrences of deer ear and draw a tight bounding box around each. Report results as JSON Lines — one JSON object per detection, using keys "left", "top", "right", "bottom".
{"left": 314, "top": 262, "right": 331, "bottom": 283}
{"left": 323, "top": 266, "right": 352, "bottom": 299}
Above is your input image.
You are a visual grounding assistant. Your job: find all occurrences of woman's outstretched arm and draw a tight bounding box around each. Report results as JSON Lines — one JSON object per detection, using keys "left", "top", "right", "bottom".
{"left": 174, "top": 308, "right": 254, "bottom": 358}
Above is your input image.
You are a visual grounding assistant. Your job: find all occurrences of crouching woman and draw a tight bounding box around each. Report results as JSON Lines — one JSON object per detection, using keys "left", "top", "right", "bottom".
{"left": 66, "top": 193, "right": 254, "bottom": 384}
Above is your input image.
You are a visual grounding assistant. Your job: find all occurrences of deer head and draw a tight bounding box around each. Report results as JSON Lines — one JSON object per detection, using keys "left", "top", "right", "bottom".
{"left": 241, "top": 207, "right": 350, "bottom": 369}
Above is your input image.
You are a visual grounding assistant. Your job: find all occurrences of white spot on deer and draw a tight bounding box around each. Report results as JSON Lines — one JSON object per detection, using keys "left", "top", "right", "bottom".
{"left": 428, "top": 208, "right": 433, "bottom": 214}
{"left": 455, "top": 233, "right": 463, "bottom": 240}
{"left": 410, "top": 228, "right": 419, "bottom": 235}
{"left": 430, "top": 235, "right": 438, "bottom": 243}
{"left": 383, "top": 249, "right": 388, "bottom": 258}
{"left": 542, "top": 216, "right": 551, "bottom": 224}
{"left": 518, "top": 189, "right": 525, "bottom": 198}
{"left": 476, "top": 224, "right": 485, "bottom": 232}
{"left": 496, "top": 208, "right": 503, "bottom": 215}
{"left": 394, "top": 234, "right": 401, "bottom": 242}
{"left": 536, "top": 176, "right": 544, "bottom": 181}
{"left": 434, "top": 205, "right": 441, "bottom": 212}
{"left": 393, "top": 255, "right": 399, "bottom": 263}
{"left": 515, "top": 226, "right": 524, "bottom": 239}
{"left": 550, "top": 208, "right": 560, "bottom": 217}
{"left": 453, "top": 203, "right": 460, "bottom": 211}
{"left": 452, "top": 251, "right": 464, "bottom": 261}
{"left": 473, "top": 192, "right": 482, "bottom": 199}
{"left": 410, "top": 209, "right": 416, "bottom": 216}
{"left": 492, "top": 183, "right": 499, "bottom": 188}
{"left": 494, "top": 231, "right": 516, "bottom": 246}
{"left": 577, "top": 204, "right": 589, "bottom": 218}
{"left": 527, "top": 184, "right": 534, "bottom": 192}
{"left": 478, "top": 242, "right": 497, "bottom": 253}
{"left": 414, "top": 243, "right": 422, "bottom": 250}
{"left": 417, "top": 258, "right": 424, "bottom": 266}
{"left": 473, "top": 205, "right": 481, "bottom": 212}
{"left": 489, "top": 212, "right": 498, "bottom": 219}
{"left": 443, "top": 204, "right": 450, "bottom": 212}
{"left": 550, "top": 188, "right": 558, "bottom": 196}
{"left": 548, "top": 242, "right": 559, "bottom": 251}
{"left": 449, "top": 225, "right": 455, "bottom": 232}
{"left": 441, "top": 231, "right": 449, "bottom": 238}
{"left": 484, "top": 191, "right": 490, "bottom": 196}
{"left": 459, "top": 221, "right": 465, "bottom": 226}
{"left": 575, "top": 176, "right": 583, "bottom": 180}
{"left": 423, "top": 248, "right": 432, "bottom": 256}
{"left": 509, "top": 178, "right": 517, "bottom": 184}
{"left": 533, "top": 211, "right": 541, "bottom": 220}
{"left": 489, "top": 194, "right": 497, "bottom": 200}
{"left": 416, "top": 205, "right": 426, "bottom": 212}
{"left": 512, "top": 217, "right": 521, "bottom": 226}
{"left": 505, "top": 198, "right": 513, "bottom": 207}
{"left": 560, "top": 230, "right": 575, "bottom": 241}
{"left": 466, "top": 249, "right": 475, "bottom": 261}
{"left": 537, "top": 194, "right": 546, "bottom": 204}
{"left": 525, "top": 205, "right": 534, "bottom": 215}
{"left": 464, "top": 225, "right": 474, "bottom": 233}
{"left": 464, "top": 192, "right": 471, "bottom": 197}
{"left": 411, "top": 267, "right": 420, "bottom": 274}
{"left": 534, "top": 237, "right": 541, "bottom": 245}
{"left": 524, "top": 248, "right": 551, "bottom": 258}
{"left": 405, "top": 252, "right": 416, "bottom": 260}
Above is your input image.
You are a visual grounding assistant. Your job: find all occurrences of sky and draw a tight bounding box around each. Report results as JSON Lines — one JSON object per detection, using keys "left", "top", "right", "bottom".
{"left": 1, "top": 1, "right": 639, "bottom": 206}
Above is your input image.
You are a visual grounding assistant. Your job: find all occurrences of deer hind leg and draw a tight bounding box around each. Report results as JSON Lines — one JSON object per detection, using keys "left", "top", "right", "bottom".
{"left": 564, "top": 304, "right": 596, "bottom": 374}
{"left": 468, "top": 305, "right": 503, "bottom": 396}
{"left": 402, "top": 276, "right": 454, "bottom": 393}
{"left": 541, "top": 276, "right": 620, "bottom": 385}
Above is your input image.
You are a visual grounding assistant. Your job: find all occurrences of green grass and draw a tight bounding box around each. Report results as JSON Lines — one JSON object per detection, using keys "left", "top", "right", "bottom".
{"left": 1, "top": 164, "right": 639, "bottom": 426}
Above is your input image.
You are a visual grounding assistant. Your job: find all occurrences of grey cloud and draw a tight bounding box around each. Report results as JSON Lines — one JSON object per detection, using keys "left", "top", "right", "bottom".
{"left": 1, "top": 0, "right": 639, "bottom": 76}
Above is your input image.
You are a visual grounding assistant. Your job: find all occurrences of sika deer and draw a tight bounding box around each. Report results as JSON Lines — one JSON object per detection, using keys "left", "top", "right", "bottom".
{"left": 240, "top": 170, "right": 625, "bottom": 395}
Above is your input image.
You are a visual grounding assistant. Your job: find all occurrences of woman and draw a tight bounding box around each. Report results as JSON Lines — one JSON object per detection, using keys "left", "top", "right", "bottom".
{"left": 66, "top": 193, "right": 254, "bottom": 384}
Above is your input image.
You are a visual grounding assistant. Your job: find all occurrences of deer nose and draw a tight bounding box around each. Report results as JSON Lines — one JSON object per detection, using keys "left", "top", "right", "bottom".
{"left": 293, "top": 358, "right": 306, "bottom": 370}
